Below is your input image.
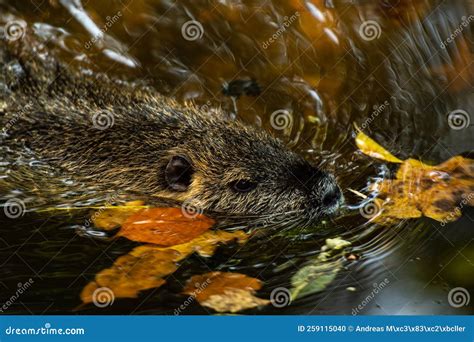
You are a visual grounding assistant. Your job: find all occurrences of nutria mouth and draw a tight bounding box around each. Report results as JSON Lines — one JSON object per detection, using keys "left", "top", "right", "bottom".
{"left": 0, "top": 33, "right": 343, "bottom": 226}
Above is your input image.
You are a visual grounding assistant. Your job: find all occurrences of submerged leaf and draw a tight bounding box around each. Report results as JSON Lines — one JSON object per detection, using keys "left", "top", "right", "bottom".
{"left": 183, "top": 272, "right": 269, "bottom": 313}
{"left": 291, "top": 260, "right": 342, "bottom": 299}
{"left": 290, "top": 237, "right": 351, "bottom": 300}
{"left": 200, "top": 289, "right": 270, "bottom": 313}
{"left": 80, "top": 231, "right": 248, "bottom": 303}
{"left": 355, "top": 129, "right": 403, "bottom": 163}
{"left": 325, "top": 237, "right": 352, "bottom": 250}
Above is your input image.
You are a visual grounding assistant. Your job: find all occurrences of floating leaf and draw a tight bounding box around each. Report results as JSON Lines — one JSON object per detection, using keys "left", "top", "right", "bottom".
{"left": 372, "top": 156, "right": 474, "bottom": 224}
{"left": 198, "top": 289, "right": 270, "bottom": 313}
{"left": 291, "top": 237, "right": 351, "bottom": 300}
{"left": 355, "top": 128, "right": 403, "bottom": 163}
{"left": 119, "top": 208, "right": 215, "bottom": 246}
{"left": 325, "top": 237, "right": 352, "bottom": 251}
{"left": 183, "top": 272, "right": 269, "bottom": 313}
{"left": 80, "top": 231, "right": 248, "bottom": 303}
{"left": 92, "top": 200, "right": 147, "bottom": 230}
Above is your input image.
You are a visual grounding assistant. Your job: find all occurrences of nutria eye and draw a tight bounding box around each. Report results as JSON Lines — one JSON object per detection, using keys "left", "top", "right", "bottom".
{"left": 165, "top": 155, "right": 193, "bottom": 192}
{"left": 230, "top": 180, "right": 257, "bottom": 193}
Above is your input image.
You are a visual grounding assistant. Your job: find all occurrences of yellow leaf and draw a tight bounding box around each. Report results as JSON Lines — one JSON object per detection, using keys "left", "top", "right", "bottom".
{"left": 355, "top": 129, "right": 403, "bottom": 163}
{"left": 80, "top": 231, "right": 248, "bottom": 303}
{"left": 92, "top": 200, "right": 147, "bottom": 230}
{"left": 183, "top": 272, "right": 269, "bottom": 313}
{"left": 370, "top": 156, "right": 474, "bottom": 224}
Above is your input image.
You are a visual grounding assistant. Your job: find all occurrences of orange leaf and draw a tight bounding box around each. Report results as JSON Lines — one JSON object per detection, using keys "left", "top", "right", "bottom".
{"left": 183, "top": 272, "right": 269, "bottom": 313}
{"left": 80, "top": 231, "right": 248, "bottom": 303}
{"left": 119, "top": 208, "right": 215, "bottom": 246}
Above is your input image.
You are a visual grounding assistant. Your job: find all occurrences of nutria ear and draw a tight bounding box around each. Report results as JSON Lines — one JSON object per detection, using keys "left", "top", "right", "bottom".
{"left": 165, "top": 155, "right": 194, "bottom": 192}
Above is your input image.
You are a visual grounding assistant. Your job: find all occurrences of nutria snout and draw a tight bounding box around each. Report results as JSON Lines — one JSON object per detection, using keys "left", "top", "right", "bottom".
{"left": 0, "top": 35, "right": 343, "bottom": 226}
{"left": 288, "top": 163, "right": 343, "bottom": 218}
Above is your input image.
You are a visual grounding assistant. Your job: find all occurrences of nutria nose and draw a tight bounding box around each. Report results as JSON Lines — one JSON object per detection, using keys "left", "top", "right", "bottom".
{"left": 322, "top": 185, "right": 342, "bottom": 208}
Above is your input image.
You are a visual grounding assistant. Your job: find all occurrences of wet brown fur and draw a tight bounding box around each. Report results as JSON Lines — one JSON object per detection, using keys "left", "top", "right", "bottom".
{"left": 0, "top": 32, "right": 341, "bottom": 225}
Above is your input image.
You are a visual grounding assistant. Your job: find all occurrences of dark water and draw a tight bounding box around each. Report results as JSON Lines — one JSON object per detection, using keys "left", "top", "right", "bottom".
{"left": 0, "top": 0, "right": 473, "bottom": 314}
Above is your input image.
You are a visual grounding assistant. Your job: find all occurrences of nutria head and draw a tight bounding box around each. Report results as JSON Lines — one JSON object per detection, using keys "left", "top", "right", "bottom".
{"left": 151, "top": 109, "right": 343, "bottom": 224}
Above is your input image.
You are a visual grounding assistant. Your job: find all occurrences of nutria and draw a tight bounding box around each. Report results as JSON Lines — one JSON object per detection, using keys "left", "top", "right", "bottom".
{"left": 0, "top": 32, "right": 342, "bottom": 225}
